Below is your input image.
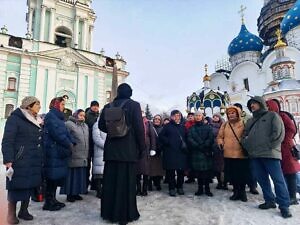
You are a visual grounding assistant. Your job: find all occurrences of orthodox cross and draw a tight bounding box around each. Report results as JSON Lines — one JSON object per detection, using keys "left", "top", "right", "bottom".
{"left": 238, "top": 5, "right": 247, "bottom": 24}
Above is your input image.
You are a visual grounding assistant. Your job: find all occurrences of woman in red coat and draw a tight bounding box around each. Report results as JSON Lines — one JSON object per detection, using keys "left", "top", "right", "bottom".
{"left": 266, "top": 99, "right": 300, "bottom": 205}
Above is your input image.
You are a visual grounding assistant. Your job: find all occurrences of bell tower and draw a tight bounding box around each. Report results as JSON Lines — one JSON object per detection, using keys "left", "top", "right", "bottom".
{"left": 26, "top": 0, "right": 96, "bottom": 51}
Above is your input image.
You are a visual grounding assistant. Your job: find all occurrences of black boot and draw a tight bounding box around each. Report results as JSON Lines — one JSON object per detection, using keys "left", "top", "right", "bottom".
{"left": 136, "top": 176, "right": 142, "bottom": 196}
{"left": 239, "top": 185, "right": 247, "bottom": 202}
{"left": 205, "top": 180, "right": 213, "bottom": 197}
{"left": 7, "top": 202, "right": 19, "bottom": 224}
{"left": 230, "top": 184, "right": 240, "bottom": 201}
{"left": 153, "top": 176, "right": 162, "bottom": 191}
{"left": 141, "top": 175, "right": 148, "bottom": 196}
{"left": 43, "top": 181, "right": 61, "bottom": 211}
{"left": 96, "top": 178, "right": 102, "bottom": 199}
{"left": 18, "top": 200, "right": 33, "bottom": 220}
{"left": 195, "top": 185, "right": 203, "bottom": 196}
{"left": 148, "top": 178, "right": 153, "bottom": 191}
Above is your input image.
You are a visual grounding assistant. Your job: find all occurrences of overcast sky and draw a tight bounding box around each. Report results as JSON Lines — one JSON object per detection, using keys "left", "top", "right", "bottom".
{"left": 0, "top": 0, "right": 264, "bottom": 114}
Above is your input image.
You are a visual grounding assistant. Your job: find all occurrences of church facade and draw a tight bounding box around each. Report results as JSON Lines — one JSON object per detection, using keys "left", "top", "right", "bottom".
{"left": 0, "top": 0, "right": 128, "bottom": 119}
{"left": 208, "top": 0, "right": 300, "bottom": 124}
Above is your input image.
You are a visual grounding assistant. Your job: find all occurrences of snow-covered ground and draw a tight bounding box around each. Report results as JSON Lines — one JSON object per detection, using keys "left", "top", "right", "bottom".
{"left": 0, "top": 159, "right": 300, "bottom": 225}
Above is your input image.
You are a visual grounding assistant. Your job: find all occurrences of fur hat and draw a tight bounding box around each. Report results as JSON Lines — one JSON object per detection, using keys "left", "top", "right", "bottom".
{"left": 20, "top": 96, "right": 39, "bottom": 109}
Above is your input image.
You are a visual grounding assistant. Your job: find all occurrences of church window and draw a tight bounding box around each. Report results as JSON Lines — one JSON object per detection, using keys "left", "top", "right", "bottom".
{"left": 4, "top": 104, "right": 14, "bottom": 118}
{"left": 7, "top": 77, "right": 16, "bottom": 91}
{"left": 243, "top": 78, "right": 249, "bottom": 91}
{"left": 55, "top": 26, "right": 72, "bottom": 47}
{"left": 106, "top": 91, "right": 111, "bottom": 103}
{"left": 8, "top": 36, "right": 23, "bottom": 49}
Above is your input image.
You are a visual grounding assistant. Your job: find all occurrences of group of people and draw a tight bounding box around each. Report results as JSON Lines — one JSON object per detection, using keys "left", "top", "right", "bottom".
{"left": 1, "top": 83, "right": 300, "bottom": 225}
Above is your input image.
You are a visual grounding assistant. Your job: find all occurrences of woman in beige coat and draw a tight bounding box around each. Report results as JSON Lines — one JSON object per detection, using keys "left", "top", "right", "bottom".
{"left": 217, "top": 106, "right": 249, "bottom": 202}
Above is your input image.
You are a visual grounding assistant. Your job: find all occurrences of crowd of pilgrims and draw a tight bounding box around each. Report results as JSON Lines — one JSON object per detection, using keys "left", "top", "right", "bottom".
{"left": 1, "top": 84, "right": 300, "bottom": 224}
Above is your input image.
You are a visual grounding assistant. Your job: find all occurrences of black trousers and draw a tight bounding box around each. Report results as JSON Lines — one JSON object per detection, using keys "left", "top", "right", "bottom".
{"left": 285, "top": 173, "right": 297, "bottom": 200}
{"left": 166, "top": 170, "right": 184, "bottom": 190}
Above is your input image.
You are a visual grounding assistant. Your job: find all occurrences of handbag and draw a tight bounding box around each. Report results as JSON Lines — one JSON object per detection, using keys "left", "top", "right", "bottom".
{"left": 291, "top": 139, "right": 300, "bottom": 160}
{"left": 228, "top": 122, "right": 248, "bottom": 157}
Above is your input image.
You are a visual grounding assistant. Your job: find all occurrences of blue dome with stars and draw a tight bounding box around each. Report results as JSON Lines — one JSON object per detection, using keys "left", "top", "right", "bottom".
{"left": 281, "top": 0, "right": 300, "bottom": 35}
{"left": 228, "top": 24, "right": 263, "bottom": 57}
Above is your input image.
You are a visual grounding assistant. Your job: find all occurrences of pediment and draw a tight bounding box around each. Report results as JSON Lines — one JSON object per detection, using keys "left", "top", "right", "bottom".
{"left": 37, "top": 47, "right": 98, "bottom": 67}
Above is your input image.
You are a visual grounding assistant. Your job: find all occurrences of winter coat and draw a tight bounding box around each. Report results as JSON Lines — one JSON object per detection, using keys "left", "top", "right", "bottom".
{"left": 185, "top": 121, "right": 195, "bottom": 132}
{"left": 187, "top": 121, "right": 214, "bottom": 171}
{"left": 242, "top": 96, "right": 285, "bottom": 160}
{"left": 159, "top": 120, "right": 188, "bottom": 170}
{"left": 98, "top": 97, "right": 146, "bottom": 162}
{"left": 211, "top": 118, "right": 224, "bottom": 172}
{"left": 266, "top": 100, "right": 300, "bottom": 174}
{"left": 65, "top": 117, "right": 89, "bottom": 168}
{"left": 43, "top": 108, "right": 73, "bottom": 180}
{"left": 2, "top": 108, "right": 43, "bottom": 190}
{"left": 149, "top": 125, "right": 165, "bottom": 176}
{"left": 85, "top": 109, "right": 99, "bottom": 155}
{"left": 92, "top": 119, "right": 106, "bottom": 175}
{"left": 217, "top": 106, "right": 246, "bottom": 159}
{"left": 137, "top": 120, "right": 156, "bottom": 175}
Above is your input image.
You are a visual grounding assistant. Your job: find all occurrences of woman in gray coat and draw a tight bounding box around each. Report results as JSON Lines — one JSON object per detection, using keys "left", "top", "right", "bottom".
{"left": 60, "top": 109, "right": 89, "bottom": 202}
{"left": 92, "top": 117, "right": 106, "bottom": 198}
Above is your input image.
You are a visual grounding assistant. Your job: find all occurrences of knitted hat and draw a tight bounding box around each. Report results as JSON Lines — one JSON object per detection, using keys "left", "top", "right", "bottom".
{"left": 90, "top": 100, "right": 99, "bottom": 107}
{"left": 20, "top": 96, "right": 39, "bottom": 109}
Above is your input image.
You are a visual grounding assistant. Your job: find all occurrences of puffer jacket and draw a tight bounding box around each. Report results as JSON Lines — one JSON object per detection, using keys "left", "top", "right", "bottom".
{"left": 242, "top": 96, "right": 285, "bottom": 159}
{"left": 65, "top": 117, "right": 89, "bottom": 168}
{"left": 266, "top": 99, "right": 300, "bottom": 174}
{"left": 92, "top": 119, "right": 106, "bottom": 175}
{"left": 217, "top": 106, "right": 246, "bottom": 159}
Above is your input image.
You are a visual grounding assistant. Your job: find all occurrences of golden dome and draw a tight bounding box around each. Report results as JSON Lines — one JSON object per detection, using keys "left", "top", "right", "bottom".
{"left": 203, "top": 64, "right": 211, "bottom": 82}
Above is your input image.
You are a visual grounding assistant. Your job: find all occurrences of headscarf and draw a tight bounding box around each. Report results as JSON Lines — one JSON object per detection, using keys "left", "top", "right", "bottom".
{"left": 49, "top": 97, "right": 64, "bottom": 111}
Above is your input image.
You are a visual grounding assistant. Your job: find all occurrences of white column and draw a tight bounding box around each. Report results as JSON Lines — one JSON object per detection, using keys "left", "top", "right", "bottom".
{"left": 40, "top": 5, "right": 46, "bottom": 41}
{"left": 82, "top": 19, "right": 88, "bottom": 50}
{"left": 49, "top": 8, "right": 56, "bottom": 43}
{"left": 74, "top": 16, "right": 79, "bottom": 48}
{"left": 89, "top": 25, "right": 94, "bottom": 51}
{"left": 28, "top": 8, "right": 34, "bottom": 35}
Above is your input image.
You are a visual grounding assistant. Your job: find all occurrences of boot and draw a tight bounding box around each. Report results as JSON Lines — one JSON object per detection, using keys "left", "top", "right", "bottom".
{"left": 258, "top": 202, "right": 276, "bottom": 210}
{"left": 280, "top": 208, "right": 292, "bottom": 218}
{"left": 153, "top": 176, "right": 162, "bottom": 191}
{"left": 195, "top": 185, "right": 203, "bottom": 196}
{"left": 96, "top": 178, "right": 102, "bottom": 199}
{"left": 43, "top": 182, "right": 61, "bottom": 211}
{"left": 249, "top": 185, "right": 259, "bottom": 195}
{"left": 141, "top": 175, "right": 148, "bottom": 196}
{"left": 230, "top": 184, "right": 240, "bottom": 201}
{"left": 136, "top": 178, "right": 142, "bottom": 196}
{"left": 7, "top": 202, "right": 19, "bottom": 224}
{"left": 18, "top": 200, "right": 33, "bottom": 220}
{"left": 67, "top": 195, "right": 76, "bottom": 202}
{"left": 205, "top": 182, "right": 213, "bottom": 197}
{"left": 148, "top": 178, "right": 153, "bottom": 191}
{"left": 239, "top": 186, "right": 248, "bottom": 202}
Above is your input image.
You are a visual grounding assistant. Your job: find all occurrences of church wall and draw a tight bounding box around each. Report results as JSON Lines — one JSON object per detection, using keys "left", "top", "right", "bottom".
{"left": 229, "top": 61, "right": 264, "bottom": 96}
{"left": 210, "top": 74, "right": 230, "bottom": 91}
{"left": 0, "top": 52, "right": 8, "bottom": 118}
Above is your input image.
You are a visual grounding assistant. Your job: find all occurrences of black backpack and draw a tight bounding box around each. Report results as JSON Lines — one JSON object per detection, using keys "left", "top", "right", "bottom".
{"left": 281, "top": 111, "right": 298, "bottom": 138}
{"left": 104, "top": 99, "right": 130, "bottom": 138}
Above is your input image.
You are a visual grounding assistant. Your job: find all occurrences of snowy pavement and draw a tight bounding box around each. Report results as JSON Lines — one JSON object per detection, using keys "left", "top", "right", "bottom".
{"left": 0, "top": 161, "right": 300, "bottom": 225}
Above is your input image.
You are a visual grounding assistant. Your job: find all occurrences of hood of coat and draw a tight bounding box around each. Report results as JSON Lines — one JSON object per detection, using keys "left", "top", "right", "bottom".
{"left": 225, "top": 105, "right": 242, "bottom": 122}
{"left": 247, "top": 96, "right": 268, "bottom": 112}
{"left": 266, "top": 99, "right": 280, "bottom": 114}
{"left": 68, "top": 116, "right": 85, "bottom": 125}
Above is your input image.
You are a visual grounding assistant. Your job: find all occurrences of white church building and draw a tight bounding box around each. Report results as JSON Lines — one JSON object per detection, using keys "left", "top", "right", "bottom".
{"left": 207, "top": 0, "right": 300, "bottom": 123}
{"left": 0, "top": 0, "right": 128, "bottom": 119}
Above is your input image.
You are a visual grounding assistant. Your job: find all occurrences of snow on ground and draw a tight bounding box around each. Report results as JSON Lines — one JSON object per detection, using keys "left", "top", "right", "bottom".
{"left": 0, "top": 157, "right": 300, "bottom": 225}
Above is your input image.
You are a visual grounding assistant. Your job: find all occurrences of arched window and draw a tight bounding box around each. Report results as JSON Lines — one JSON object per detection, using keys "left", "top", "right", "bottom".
{"left": 7, "top": 77, "right": 16, "bottom": 91}
{"left": 55, "top": 26, "right": 72, "bottom": 47}
{"left": 5, "top": 104, "right": 14, "bottom": 118}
